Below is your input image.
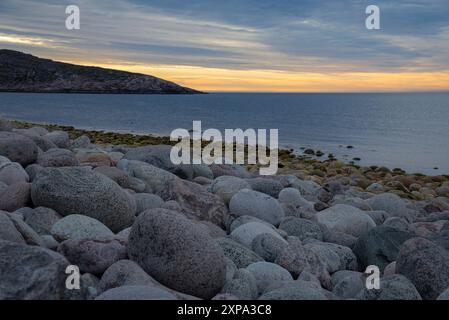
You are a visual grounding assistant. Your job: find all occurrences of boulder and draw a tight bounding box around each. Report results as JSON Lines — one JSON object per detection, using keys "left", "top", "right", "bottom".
{"left": 279, "top": 216, "right": 323, "bottom": 241}
{"left": 51, "top": 214, "right": 114, "bottom": 241}
{"left": 216, "top": 237, "right": 264, "bottom": 268}
{"left": 278, "top": 187, "right": 315, "bottom": 218}
{"left": 0, "top": 182, "right": 32, "bottom": 212}
{"left": 58, "top": 236, "right": 127, "bottom": 274}
{"left": 251, "top": 233, "right": 288, "bottom": 262}
{"left": 45, "top": 131, "right": 70, "bottom": 149}
{"left": 0, "top": 132, "right": 38, "bottom": 166}
{"left": 246, "top": 178, "right": 283, "bottom": 198}
{"left": 133, "top": 193, "right": 164, "bottom": 214}
{"left": 367, "top": 193, "right": 409, "bottom": 219}
{"left": 229, "top": 189, "right": 284, "bottom": 226}
{"left": 22, "top": 207, "right": 62, "bottom": 235}
{"left": 396, "top": 237, "right": 449, "bottom": 300}
{"left": 0, "top": 161, "right": 29, "bottom": 185}
{"left": 353, "top": 226, "right": 414, "bottom": 270}
{"left": 0, "top": 211, "right": 25, "bottom": 244}
{"left": 221, "top": 269, "right": 258, "bottom": 300}
{"left": 315, "top": 204, "right": 376, "bottom": 237}
{"left": 37, "top": 148, "right": 79, "bottom": 167}
{"left": 356, "top": 274, "right": 422, "bottom": 300}
{"left": 211, "top": 176, "right": 251, "bottom": 204}
{"left": 0, "top": 240, "right": 68, "bottom": 299}
{"left": 230, "top": 222, "right": 286, "bottom": 248}
{"left": 127, "top": 209, "right": 226, "bottom": 299}
{"left": 246, "top": 262, "right": 293, "bottom": 294}
{"left": 259, "top": 280, "right": 327, "bottom": 300}
{"left": 31, "top": 167, "right": 135, "bottom": 232}
{"left": 95, "top": 285, "right": 177, "bottom": 300}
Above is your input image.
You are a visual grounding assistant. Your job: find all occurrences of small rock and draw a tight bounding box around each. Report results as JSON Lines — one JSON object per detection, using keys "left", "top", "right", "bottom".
{"left": 211, "top": 176, "right": 251, "bottom": 204}
{"left": 246, "top": 262, "right": 293, "bottom": 294}
{"left": 51, "top": 214, "right": 114, "bottom": 241}
{"left": 133, "top": 193, "right": 165, "bottom": 214}
{"left": 230, "top": 222, "right": 286, "bottom": 248}
{"left": 216, "top": 237, "right": 264, "bottom": 268}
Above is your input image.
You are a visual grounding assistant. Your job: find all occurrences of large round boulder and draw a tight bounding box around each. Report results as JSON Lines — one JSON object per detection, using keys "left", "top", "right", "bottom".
{"left": 0, "top": 132, "right": 38, "bottom": 166}
{"left": 315, "top": 204, "right": 376, "bottom": 237}
{"left": 31, "top": 167, "right": 135, "bottom": 232}
{"left": 396, "top": 237, "right": 449, "bottom": 300}
{"left": 229, "top": 189, "right": 284, "bottom": 226}
{"left": 127, "top": 209, "right": 226, "bottom": 299}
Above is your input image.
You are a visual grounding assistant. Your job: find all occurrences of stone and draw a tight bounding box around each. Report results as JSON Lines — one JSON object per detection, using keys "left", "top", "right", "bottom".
{"left": 0, "top": 240, "right": 68, "bottom": 299}
{"left": 41, "top": 235, "right": 59, "bottom": 250}
{"left": 71, "top": 135, "right": 91, "bottom": 149}
{"left": 246, "top": 262, "right": 293, "bottom": 294}
{"left": 353, "top": 226, "right": 414, "bottom": 270}
{"left": 279, "top": 216, "right": 323, "bottom": 241}
{"left": 222, "top": 269, "right": 258, "bottom": 300}
{"left": 99, "top": 259, "right": 155, "bottom": 292}
{"left": 124, "top": 161, "right": 229, "bottom": 228}
{"left": 0, "top": 161, "right": 29, "bottom": 185}
{"left": 322, "top": 228, "right": 358, "bottom": 248}
{"left": 31, "top": 167, "right": 135, "bottom": 232}
{"left": 259, "top": 280, "right": 327, "bottom": 300}
{"left": 45, "top": 131, "right": 70, "bottom": 149}
{"left": 127, "top": 209, "right": 226, "bottom": 299}
{"left": 437, "top": 288, "right": 449, "bottom": 300}
{"left": 210, "top": 163, "right": 252, "bottom": 179}
{"left": 51, "top": 214, "right": 114, "bottom": 242}
{"left": 383, "top": 217, "right": 411, "bottom": 232}
{"left": 211, "top": 176, "right": 251, "bottom": 204}
{"left": 229, "top": 189, "right": 284, "bottom": 226}
{"left": 0, "top": 116, "right": 13, "bottom": 131}
{"left": 37, "top": 148, "right": 79, "bottom": 167}
{"left": 396, "top": 237, "right": 449, "bottom": 300}
{"left": 333, "top": 272, "right": 365, "bottom": 299}
{"left": 75, "top": 149, "right": 112, "bottom": 167}
{"left": 0, "top": 211, "right": 25, "bottom": 244}
{"left": 5, "top": 212, "right": 46, "bottom": 246}
{"left": 0, "top": 132, "right": 39, "bottom": 166}
{"left": 278, "top": 188, "right": 315, "bottom": 218}
{"left": 367, "top": 193, "right": 409, "bottom": 219}
{"left": 251, "top": 233, "right": 288, "bottom": 262}
{"left": 25, "top": 164, "right": 44, "bottom": 181}
{"left": 94, "top": 166, "right": 132, "bottom": 189}
{"left": 95, "top": 285, "right": 177, "bottom": 300}
{"left": 0, "top": 182, "right": 32, "bottom": 212}
{"left": 192, "top": 164, "right": 214, "bottom": 180}
{"left": 246, "top": 178, "right": 283, "bottom": 198}
{"left": 315, "top": 204, "right": 376, "bottom": 237}
{"left": 230, "top": 222, "right": 286, "bottom": 248}
{"left": 366, "top": 210, "right": 390, "bottom": 225}
{"left": 304, "top": 241, "right": 357, "bottom": 273}
{"left": 14, "top": 129, "right": 57, "bottom": 152}
{"left": 22, "top": 207, "right": 62, "bottom": 235}
{"left": 383, "top": 261, "right": 396, "bottom": 276}
{"left": 58, "top": 236, "right": 127, "bottom": 274}
{"left": 356, "top": 274, "right": 422, "bottom": 300}
{"left": 229, "top": 215, "right": 275, "bottom": 233}
{"left": 216, "top": 237, "right": 264, "bottom": 268}
{"left": 133, "top": 193, "right": 164, "bottom": 214}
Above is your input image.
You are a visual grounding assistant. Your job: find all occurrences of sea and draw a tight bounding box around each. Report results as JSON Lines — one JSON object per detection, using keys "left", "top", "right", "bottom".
{"left": 1, "top": 92, "right": 448, "bottom": 175}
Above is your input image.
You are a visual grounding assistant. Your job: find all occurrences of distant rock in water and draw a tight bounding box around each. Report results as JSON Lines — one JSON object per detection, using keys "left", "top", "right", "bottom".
{"left": 0, "top": 50, "right": 203, "bottom": 94}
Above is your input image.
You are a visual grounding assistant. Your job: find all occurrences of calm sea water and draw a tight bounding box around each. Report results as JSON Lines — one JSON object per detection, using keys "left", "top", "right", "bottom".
{"left": 1, "top": 92, "right": 448, "bottom": 175}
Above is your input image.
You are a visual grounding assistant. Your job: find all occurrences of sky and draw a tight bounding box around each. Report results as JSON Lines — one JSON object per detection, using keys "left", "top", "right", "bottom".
{"left": 0, "top": 0, "right": 449, "bottom": 92}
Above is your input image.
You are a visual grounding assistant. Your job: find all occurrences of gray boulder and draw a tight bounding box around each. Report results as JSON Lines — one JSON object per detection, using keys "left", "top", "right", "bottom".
{"left": 246, "top": 262, "right": 293, "bottom": 294}
{"left": 37, "top": 148, "right": 79, "bottom": 167}
{"left": 246, "top": 178, "right": 283, "bottom": 198}
{"left": 0, "top": 161, "right": 29, "bottom": 185}
{"left": 133, "top": 193, "right": 164, "bottom": 214}
{"left": 367, "top": 193, "right": 410, "bottom": 219}
{"left": 0, "top": 182, "right": 32, "bottom": 212}
{"left": 95, "top": 285, "right": 177, "bottom": 300}
{"left": 221, "top": 268, "right": 258, "bottom": 300}
{"left": 315, "top": 204, "right": 376, "bottom": 237}
{"left": 251, "top": 233, "right": 288, "bottom": 262}
{"left": 51, "top": 214, "right": 114, "bottom": 241}
{"left": 0, "top": 132, "right": 38, "bottom": 166}
{"left": 396, "top": 237, "right": 449, "bottom": 300}
{"left": 279, "top": 216, "right": 323, "bottom": 241}
{"left": 31, "top": 167, "right": 135, "bottom": 232}
{"left": 353, "top": 226, "right": 414, "bottom": 270}
{"left": 229, "top": 189, "right": 284, "bottom": 226}
{"left": 0, "top": 211, "right": 25, "bottom": 244}
{"left": 45, "top": 131, "right": 70, "bottom": 149}
{"left": 22, "top": 207, "right": 62, "bottom": 235}
{"left": 127, "top": 209, "right": 226, "bottom": 299}
{"left": 58, "top": 236, "right": 127, "bottom": 274}
{"left": 259, "top": 280, "right": 327, "bottom": 300}
{"left": 356, "top": 274, "right": 422, "bottom": 300}
{"left": 230, "top": 222, "right": 286, "bottom": 248}
{"left": 0, "top": 240, "right": 68, "bottom": 299}
{"left": 216, "top": 237, "right": 264, "bottom": 268}
{"left": 211, "top": 176, "right": 251, "bottom": 204}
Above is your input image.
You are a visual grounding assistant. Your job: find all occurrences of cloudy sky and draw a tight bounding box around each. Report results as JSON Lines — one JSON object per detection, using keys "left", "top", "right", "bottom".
{"left": 1, "top": 0, "right": 448, "bottom": 91}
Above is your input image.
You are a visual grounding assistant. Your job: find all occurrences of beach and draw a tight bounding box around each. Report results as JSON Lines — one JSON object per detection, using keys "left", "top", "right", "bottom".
{"left": 1, "top": 116, "right": 449, "bottom": 300}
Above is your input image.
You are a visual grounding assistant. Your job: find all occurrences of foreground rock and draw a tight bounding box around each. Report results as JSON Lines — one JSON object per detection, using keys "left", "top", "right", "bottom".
{"left": 127, "top": 209, "right": 226, "bottom": 299}
{"left": 31, "top": 167, "right": 135, "bottom": 232}
{"left": 96, "top": 285, "right": 177, "bottom": 300}
{"left": 0, "top": 240, "right": 69, "bottom": 299}
{"left": 396, "top": 237, "right": 449, "bottom": 300}
{"left": 51, "top": 214, "right": 114, "bottom": 241}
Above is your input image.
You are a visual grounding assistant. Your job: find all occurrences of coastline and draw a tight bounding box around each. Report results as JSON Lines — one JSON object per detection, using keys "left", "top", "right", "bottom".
{"left": 10, "top": 119, "right": 449, "bottom": 201}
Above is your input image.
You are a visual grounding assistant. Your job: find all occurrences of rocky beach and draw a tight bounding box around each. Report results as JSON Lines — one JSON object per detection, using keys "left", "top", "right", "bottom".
{"left": 1, "top": 116, "right": 449, "bottom": 300}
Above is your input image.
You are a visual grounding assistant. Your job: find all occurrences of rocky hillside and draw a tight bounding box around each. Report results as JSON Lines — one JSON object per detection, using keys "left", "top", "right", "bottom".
{"left": 0, "top": 50, "right": 202, "bottom": 94}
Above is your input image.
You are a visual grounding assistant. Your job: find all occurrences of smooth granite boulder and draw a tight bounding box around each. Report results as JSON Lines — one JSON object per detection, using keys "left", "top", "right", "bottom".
{"left": 0, "top": 132, "right": 39, "bottom": 166}
{"left": 31, "top": 167, "right": 135, "bottom": 232}
{"left": 127, "top": 209, "right": 226, "bottom": 299}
